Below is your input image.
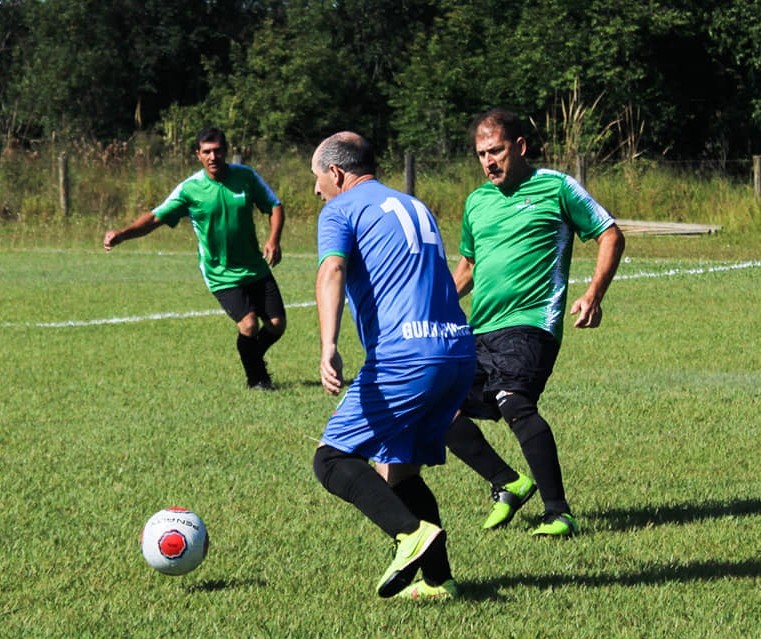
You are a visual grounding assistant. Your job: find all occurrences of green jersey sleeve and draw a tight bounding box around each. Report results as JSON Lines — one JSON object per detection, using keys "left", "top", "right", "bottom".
{"left": 152, "top": 183, "right": 190, "bottom": 228}
{"left": 559, "top": 175, "right": 615, "bottom": 241}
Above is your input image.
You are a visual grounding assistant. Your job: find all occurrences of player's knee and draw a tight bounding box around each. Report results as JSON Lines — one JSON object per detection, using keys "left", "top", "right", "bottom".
{"left": 313, "top": 445, "right": 339, "bottom": 488}
{"left": 270, "top": 317, "right": 286, "bottom": 337}
{"left": 497, "top": 391, "right": 550, "bottom": 444}
{"left": 496, "top": 391, "right": 536, "bottom": 423}
{"left": 313, "top": 444, "right": 355, "bottom": 490}
{"left": 261, "top": 316, "right": 285, "bottom": 339}
{"left": 237, "top": 314, "right": 258, "bottom": 336}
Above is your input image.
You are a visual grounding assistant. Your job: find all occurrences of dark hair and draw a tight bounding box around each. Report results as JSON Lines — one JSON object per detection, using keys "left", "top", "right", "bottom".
{"left": 315, "top": 132, "right": 376, "bottom": 176}
{"left": 195, "top": 127, "right": 227, "bottom": 151}
{"left": 469, "top": 108, "right": 526, "bottom": 144}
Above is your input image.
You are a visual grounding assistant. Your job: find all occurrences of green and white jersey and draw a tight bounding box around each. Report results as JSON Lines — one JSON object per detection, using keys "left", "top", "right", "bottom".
{"left": 460, "top": 168, "right": 614, "bottom": 342}
{"left": 153, "top": 164, "right": 280, "bottom": 292}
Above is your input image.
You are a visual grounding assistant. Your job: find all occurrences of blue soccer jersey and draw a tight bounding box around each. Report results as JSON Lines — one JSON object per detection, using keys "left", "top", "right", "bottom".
{"left": 317, "top": 180, "right": 473, "bottom": 364}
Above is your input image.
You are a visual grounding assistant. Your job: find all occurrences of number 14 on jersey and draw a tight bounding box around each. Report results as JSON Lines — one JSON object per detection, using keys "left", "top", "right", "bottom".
{"left": 381, "top": 196, "right": 445, "bottom": 258}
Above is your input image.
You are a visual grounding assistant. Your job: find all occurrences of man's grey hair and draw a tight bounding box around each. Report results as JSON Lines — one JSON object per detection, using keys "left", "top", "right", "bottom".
{"left": 314, "top": 132, "right": 376, "bottom": 175}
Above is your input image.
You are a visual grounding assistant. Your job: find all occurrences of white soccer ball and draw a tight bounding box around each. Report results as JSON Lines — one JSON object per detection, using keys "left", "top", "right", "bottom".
{"left": 140, "top": 507, "right": 209, "bottom": 576}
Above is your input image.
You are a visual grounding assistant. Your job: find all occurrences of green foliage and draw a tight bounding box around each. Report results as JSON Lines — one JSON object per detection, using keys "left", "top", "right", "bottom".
{"left": 3, "top": 0, "right": 760, "bottom": 161}
{"left": 589, "top": 162, "right": 761, "bottom": 233}
{"left": 2, "top": 141, "right": 761, "bottom": 244}
{"left": 2, "top": 0, "right": 245, "bottom": 139}
{"left": 709, "top": 0, "right": 761, "bottom": 129}
{"left": 390, "top": 3, "right": 488, "bottom": 156}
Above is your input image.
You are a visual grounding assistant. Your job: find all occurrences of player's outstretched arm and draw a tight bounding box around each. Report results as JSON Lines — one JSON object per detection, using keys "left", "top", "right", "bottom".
{"left": 104, "top": 213, "right": 163, "bottom": 251}
{"left": 316, "top": 255, "right": 346, "bottom": 395}
{"left": 262, "top": 204, "right": 284, "bottom": 267}
{"left": 571, "top": 224, "right": 625, "bottom": 328}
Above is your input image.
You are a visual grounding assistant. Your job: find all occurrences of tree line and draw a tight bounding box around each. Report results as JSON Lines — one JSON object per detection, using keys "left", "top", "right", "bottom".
{"left": 1, "top": 0, "right": 760, "bottom": 164}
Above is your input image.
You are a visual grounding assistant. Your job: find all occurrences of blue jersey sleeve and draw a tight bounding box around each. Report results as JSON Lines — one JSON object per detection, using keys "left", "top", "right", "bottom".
{"left": 318, "top": 204, "right": 354, "bottom": 264}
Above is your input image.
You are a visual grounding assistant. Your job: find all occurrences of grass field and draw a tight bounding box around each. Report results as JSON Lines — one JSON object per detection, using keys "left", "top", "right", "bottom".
{"left": 1, "top": 222, "right": 760, "bottom": 638}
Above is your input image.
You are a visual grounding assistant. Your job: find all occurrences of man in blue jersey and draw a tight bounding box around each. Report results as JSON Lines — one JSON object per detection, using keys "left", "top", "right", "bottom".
{"left": 447, "top": 108, "right": 625, "bottom": 537}
{"left": 311, "top": 132, "right": 475, "bottom": 600}
{"left": 104, "top": 128, "right": 286, "bottom": 390}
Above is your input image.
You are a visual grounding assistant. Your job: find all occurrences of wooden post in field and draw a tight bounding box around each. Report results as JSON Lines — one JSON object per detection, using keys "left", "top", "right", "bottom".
{"left": 575, "top": 154, "right": 587, "bottom": 185}
{"left": 405, "top": 152, "right": 416, "bottom": 196}
{"left": 58, "top": 152, "right": 70, "bottom": 217}
{"left": 753, "top": 155, "right": 761, "bottom": 200}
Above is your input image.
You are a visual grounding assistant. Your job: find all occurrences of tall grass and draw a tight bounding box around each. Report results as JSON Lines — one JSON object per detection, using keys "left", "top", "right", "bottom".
{"left": 2, "top": 139, "right": 760, "bottom": 252}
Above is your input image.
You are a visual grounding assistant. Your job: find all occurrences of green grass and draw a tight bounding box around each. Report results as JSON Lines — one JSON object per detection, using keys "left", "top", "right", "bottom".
{"left": 1, "top": 225, "right": 760, "bottom": 638}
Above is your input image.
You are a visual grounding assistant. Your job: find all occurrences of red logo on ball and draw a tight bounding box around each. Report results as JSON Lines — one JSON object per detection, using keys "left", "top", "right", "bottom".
{"left": 158, "top": 529, "right": 188, "bottom": 559}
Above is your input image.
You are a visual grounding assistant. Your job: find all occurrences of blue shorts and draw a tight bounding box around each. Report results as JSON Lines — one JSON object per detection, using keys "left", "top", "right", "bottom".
{"left": 321, "top": 358, "right": 476, "bottom": 466}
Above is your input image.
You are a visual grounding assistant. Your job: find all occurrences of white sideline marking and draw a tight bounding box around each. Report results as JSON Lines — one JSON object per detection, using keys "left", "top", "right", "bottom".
{"left": 2, "top": 301, "right": 316, "bottom": 329}
{"left": 569, "top": 259, "right": 761, "bottom": 284}
{"left": 3, "top": 261, "right": 760, "bottom": 329}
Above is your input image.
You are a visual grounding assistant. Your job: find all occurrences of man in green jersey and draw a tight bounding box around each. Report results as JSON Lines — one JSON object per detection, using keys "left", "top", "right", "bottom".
{"left": 447, "top": 108, "right": 625, "bottom": 536}
{"left": 104, "top": 127, "right": 286, "bottom": 390}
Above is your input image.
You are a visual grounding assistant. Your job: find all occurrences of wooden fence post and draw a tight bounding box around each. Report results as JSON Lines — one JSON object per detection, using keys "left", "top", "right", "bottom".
{"left": 575, "top": 154, "right": 587, "bottom": 185}
{"left": 404, "top": 152, "right": 416, "bottom": 196}
{"left": 753, "top": 155, "right": 761, "bottom": 200}
{"left": 58, "top": 152, "right": 70, "bottom": 217}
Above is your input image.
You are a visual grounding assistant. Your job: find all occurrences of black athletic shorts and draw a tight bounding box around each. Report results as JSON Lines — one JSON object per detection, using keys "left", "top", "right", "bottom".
{"left": 213, "top": 274, "right": 286, "bottom": 323}
{"left": 460, "top": 326, "right": 560, "bottom": 421}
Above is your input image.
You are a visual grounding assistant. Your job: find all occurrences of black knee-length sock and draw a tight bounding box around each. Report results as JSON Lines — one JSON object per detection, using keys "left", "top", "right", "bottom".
{"left": 313, "top": 446, "right": 419, "bottom": 537}
{"left": 236, "top": 333, "right": 265, "bottom": 385}
{"left": 447, "top": 415, "right": 520, "bottom": 487}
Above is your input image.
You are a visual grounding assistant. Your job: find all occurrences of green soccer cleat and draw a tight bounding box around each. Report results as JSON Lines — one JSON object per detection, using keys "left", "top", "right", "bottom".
{"left": 376, "top": 521, "right": 444, "bottom": 598}
{"left": 482, "top": 472, "right": 537, "bottom": 530}
{"left": 395, "top": 578, "right": 459, "bottom": 601}
{"left": 531, "top": 512, "right": 579, "bottom": 537}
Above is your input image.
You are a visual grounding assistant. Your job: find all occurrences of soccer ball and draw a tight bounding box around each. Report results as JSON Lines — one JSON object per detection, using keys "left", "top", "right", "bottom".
{"left": 140, "top": 507, "right": 209, "bottom": 576}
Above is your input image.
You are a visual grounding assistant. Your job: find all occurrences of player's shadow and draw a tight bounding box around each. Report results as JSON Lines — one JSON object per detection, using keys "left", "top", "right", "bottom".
{"left": 459, "top": 558, "right": 761, "bottom": 602}
{"left": 277, "top": 377, "right": 355, "bottom": 389}
{"left": 460, "top": 497, "right": 761, "bottom": 602}
{"left": 584, "top": 497, "right": 761, "bottom": 532}
{"left": 186, "top": 577, "right": 267, "bottom": 592}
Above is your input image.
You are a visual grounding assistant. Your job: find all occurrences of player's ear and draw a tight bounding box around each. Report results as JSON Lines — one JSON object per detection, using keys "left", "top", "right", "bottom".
{"left": 329, "top": 164, "right": 344, "bottom": 187}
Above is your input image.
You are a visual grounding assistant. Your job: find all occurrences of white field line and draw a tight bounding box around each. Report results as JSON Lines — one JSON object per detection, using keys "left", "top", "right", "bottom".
{"left": 2, "top": 301, "right": 316, "bottom": 329}
{"left": 3, "top": 260, "right": 760, "bottom": 330}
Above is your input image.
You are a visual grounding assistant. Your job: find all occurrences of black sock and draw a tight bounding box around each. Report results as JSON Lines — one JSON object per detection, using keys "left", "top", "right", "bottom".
{"left": 391, "top": 475, "right": 442, "bottom": 526}
{"left": 313, "top": 446, "right": 419, "bottom": 537}
{"left": 236, "top": 333, "right": 265, "bottom": 385}
{"left": 256, "top": 327, "right": 281, "bottom": 356}
{"left": 447, "top": 415, "right": 520, "bottom": 487}
{"left": 392, "top": 476, "right": 452, "bottom": 585}
{"left": 510, "top": 413, "right": 569, "bottom": 514}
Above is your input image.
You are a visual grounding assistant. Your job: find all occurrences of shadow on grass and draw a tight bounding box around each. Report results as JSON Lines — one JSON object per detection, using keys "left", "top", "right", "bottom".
{"left": 460, "top": 559, "right": 761, "bottom": 601}
{"left": 458, "top": 497, "right": 761, "bottom": 601}
{"left": 269, "top": 377, "right": 355, "bottom": 390}
{"left": 585, "top": 497, "right": 761, "bottom": 532}
{"left": 186, "top": 577, "right": 268, "bottom": 592}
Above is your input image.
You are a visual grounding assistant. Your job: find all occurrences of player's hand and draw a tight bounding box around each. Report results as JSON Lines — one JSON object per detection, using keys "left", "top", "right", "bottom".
{"left": 570, "top": 294, "right": 603, "bottom": 328}
{"left": 263, "top": 240, "right": 281, "bottom": 267}
{"left": 103, "top": 231, "right": 120, "bottom": 251}
{"left": 320, "top": 349, "right": 344, "bottom": 395}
